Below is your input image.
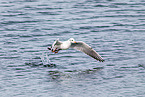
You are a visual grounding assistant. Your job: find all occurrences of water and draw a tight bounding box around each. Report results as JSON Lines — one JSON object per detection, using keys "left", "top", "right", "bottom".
{"left": 41, "top": 51, "right": 51, "bottom": 65}
{"left": 1, "top": 0, "right": 145, "bottom": 96}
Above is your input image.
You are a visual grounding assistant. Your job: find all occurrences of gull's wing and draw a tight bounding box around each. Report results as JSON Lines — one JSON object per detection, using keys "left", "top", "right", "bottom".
{"left": 71, "top": 41, "right": 105, "bottom": 62}
{"left": 52, "top": 38, "right": 62, "bottom": 48}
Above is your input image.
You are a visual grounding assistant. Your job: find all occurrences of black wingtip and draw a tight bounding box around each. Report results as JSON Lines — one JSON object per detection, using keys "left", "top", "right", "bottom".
{"left": 48, "top": 47, "right": 51, "bottom": 50}
{"left": 99, "top": 59, "right": 105, "bottom": 62}
{"left": 101, "top": 59, "right": 105, "bottom": 62}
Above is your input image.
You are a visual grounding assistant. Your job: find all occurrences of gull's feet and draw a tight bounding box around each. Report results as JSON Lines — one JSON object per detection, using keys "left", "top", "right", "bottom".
{"left": 54, "top": 49, "right": 60, "bottom": 53}
{"left": 55, "top": 51, "right": 58, "bottom": 53}
{"left": 48, "top": 47, "right": 60, "bottom": 53}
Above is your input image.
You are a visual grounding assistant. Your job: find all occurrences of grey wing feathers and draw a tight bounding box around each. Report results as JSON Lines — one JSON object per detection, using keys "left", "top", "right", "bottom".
{"left": 71, "top": 41, "right": 104, "bottom": 62}
{"left": 52, "top": 38, "right": 62, "bottom": 48}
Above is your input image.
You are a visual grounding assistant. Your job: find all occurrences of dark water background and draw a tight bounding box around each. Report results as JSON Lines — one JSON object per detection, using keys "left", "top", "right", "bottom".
{"left": 1, "top": 0, "right": 145, "bottom": 97}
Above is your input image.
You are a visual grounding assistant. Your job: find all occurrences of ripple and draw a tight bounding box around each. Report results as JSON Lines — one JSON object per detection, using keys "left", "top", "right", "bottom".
{"left": 3, "top": 34, "right": 18, "bottom": 37}
{"left": 37, "top": 11, "right": 59, "bottom": 15}
{"left": 79, "top": 25, "right": 110, "bottom": 30}
{"left": 138, "top": 64, "right": 145, "bottom": 68}
{"left": 25, "top": 60, "right": 56, "bottom": 68}
{"left": 94, "top": 4, "right": 108, "bottom": 7}
{"left": 104, "top": 14, "right": 145, "bottom": 18}
{"left": 1, "top": 0, "right": 145, "bottom": 96}
{"left": 1, "top": 56, "right": 20, "bottom": 59}
{"left": 1, "top": 20, "right": 39, "bottom": 25}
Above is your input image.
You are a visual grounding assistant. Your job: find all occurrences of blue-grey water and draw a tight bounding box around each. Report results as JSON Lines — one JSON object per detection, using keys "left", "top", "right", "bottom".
{"left": 1, "top": 0, "right": 145, "bottom": 97}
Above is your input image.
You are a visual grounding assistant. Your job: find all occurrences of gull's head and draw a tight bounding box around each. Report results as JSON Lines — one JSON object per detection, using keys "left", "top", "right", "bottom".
{"left": 68, "top": 38, "right": 76, "bottom": 43}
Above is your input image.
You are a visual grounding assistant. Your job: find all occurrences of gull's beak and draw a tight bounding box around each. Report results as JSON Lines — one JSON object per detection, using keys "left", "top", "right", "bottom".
{"left": 74, "top": 41, "right": 77, "bottom": 43}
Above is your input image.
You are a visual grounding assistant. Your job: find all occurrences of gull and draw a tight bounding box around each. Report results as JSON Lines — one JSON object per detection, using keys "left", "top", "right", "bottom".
{"left": 48, "top": 38, "right": 105, "bottom": 62}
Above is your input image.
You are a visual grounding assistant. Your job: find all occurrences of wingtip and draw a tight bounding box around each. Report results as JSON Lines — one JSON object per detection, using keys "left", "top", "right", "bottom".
{"left": 101, "top": 59, "right": 105, "bottom": 62}
{"left": 99, "top": 59, "right": 105, "bottom": 62}
{"left": 48, "top": 47, "right": 51, "bottom": 50}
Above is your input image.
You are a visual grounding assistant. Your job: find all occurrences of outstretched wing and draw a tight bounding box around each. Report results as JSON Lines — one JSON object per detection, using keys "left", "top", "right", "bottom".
{"left": 52, "top": 38, "right": 62, "bottom": 48}
{"left": 71, "top": 41, "right": 104, "bottom": 62}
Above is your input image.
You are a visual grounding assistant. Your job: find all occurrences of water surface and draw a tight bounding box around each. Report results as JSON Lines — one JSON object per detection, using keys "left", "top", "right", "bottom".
{"left": 0, "top": 0, "right": 145, "bottom": 97}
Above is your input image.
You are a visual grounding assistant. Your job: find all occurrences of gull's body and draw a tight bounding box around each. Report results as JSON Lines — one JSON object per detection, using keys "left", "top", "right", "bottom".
{"left": 48, "top": 38, "right": 104, "bottom": 62}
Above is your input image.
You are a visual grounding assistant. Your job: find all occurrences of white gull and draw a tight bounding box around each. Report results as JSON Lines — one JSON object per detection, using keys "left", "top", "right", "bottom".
{"left": 48, "top": 38, "right": 104, "bottom": 62}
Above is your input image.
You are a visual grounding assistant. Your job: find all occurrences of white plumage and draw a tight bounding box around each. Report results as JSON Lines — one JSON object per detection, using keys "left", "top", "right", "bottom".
{"left": 48, "top": 38, "right": 104, "bottom": 62}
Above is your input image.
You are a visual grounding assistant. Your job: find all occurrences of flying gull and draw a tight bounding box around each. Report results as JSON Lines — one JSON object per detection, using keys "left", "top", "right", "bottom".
{"left": 48, "top": 38, "right": 105, "bottom": 62}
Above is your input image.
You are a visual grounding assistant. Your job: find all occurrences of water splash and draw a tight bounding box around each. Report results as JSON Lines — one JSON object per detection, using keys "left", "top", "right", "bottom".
{"left": 41, "top": 51, "right": 51, "bottom": 65}
{"left": 25, "top": 51, "right": 56, "bottom": 67}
